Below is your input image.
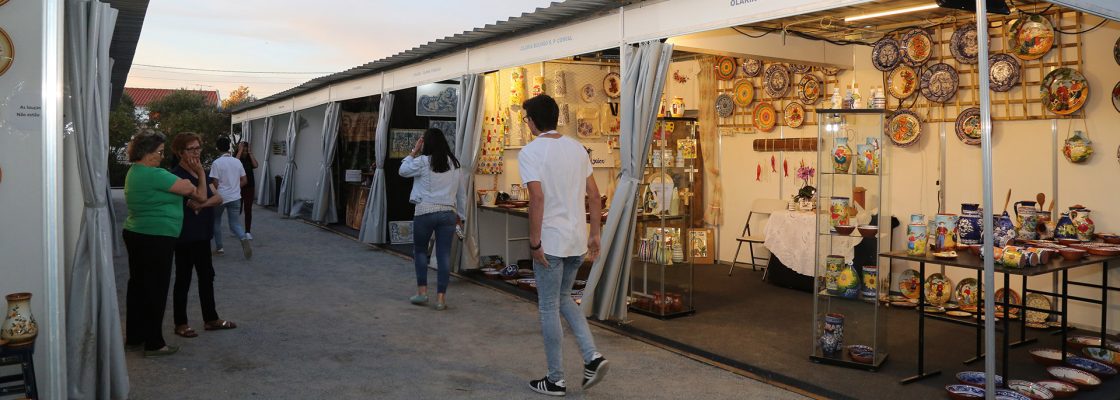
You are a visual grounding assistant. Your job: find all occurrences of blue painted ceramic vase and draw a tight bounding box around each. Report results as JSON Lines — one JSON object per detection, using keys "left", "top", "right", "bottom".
{"left": 819, "top": 313, "right": 845, "bottom": 355}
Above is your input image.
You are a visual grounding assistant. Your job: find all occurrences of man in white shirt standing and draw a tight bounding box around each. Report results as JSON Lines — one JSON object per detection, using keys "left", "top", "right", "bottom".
{"left": 518, "top": 94, "right": 608, "bottom": 396}
{"left": 209, "top": 137, "right": 252, "bottom": 259}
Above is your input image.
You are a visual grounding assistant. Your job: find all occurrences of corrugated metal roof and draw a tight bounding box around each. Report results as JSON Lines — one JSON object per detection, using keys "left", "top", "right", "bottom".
{"left": 231, "top": 0, "right": 625, "bottom": 114}
{"left": 105, "top": 0, "right": 151, "bottom": 106}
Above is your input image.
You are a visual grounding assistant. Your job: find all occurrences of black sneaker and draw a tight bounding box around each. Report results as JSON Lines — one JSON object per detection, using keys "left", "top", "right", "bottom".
{"left": 529, "top": 376, "right": 566, "bottom": 396}
{"left": 582, "top": 356, "right": 609, "bottom": 390}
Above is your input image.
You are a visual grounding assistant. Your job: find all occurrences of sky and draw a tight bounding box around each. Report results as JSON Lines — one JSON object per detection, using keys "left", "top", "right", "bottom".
{"left": 125, "top": 0, "right": 559, "bottom": 100}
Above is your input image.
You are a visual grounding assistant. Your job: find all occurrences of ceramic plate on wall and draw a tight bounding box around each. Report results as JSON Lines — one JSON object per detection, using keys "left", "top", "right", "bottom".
{"left": 924, "top": 273, "right": 953, "bottom": 307}
{"left": 901, "top": 29, "right": 933, "bottom": 67}
{"left": 886, "top": 109, "right": 921, "bottom": 147}
{"left": 955, "top": 107, "right": 982, "bottom": 146}
{"left": 790, "top": 64, "right": 811, "bottom": 74}
{"left": 798, "top": 74, "right": 822, "bottom": 104}
{"left": 764, "top": 63, "right": 791, "bottom": 99}
{"left": 733, "top": 79, "right": 754, "bottom": 107}
{"left": 871, "top": 37, "right": 902, "bottom": 72}
{"left": 888, "top": 65, "right": 918, "bottom": 99}
{"left": 820, "top": 66, "right": 841, "bottom": 76}
{"left": 602, "top": 72, "right": 621, "bottom": 99}
{"left": 950, "top": 25, "right": 982, "bottom": 64}
{"left": 579, "top": 83, "right": 595, "bottom": 102}
{"left": 715, "top": 94, "right": 735, "bottom": 118}
{"left": 716, "top": 56, "right": 737, "bottom": 80}
{"left": 899, "top": 268, "right": 921, "bottom": 299}
{"left": 1041, "top": 68, "right": 1088, "bottom": 115}
{"left": 1112, "top": 81, "right": 1120, "bottom": 113}
{"left": 989, "top": 54, "right": 1021, "bottom": 92}
{"left": 742, "top": 58, "right": 763, "bottom": 77}
{"left": 783, "top": 101, "right": 805, "bottom": 128}
{"left": 752, "top": 102, "right": 777, "bottom": 132}
{"left": 1009, "top": 15, "right": 1055, "bottom": 61}
{"left": 0, "top": 27, "right": 12, "bottom": 77}
{"left": 920, "top": 63, "right": 959, "bottom": 103}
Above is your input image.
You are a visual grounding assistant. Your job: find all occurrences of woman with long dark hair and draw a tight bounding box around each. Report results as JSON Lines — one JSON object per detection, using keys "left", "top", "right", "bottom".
{"left": 399, "top": 128, "right": 462, "bottom": 310}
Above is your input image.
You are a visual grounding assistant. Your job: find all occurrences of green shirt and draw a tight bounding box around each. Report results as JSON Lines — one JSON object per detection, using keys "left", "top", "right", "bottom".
{"left": 123, "top": 164, "right": 183, "bottom": 237}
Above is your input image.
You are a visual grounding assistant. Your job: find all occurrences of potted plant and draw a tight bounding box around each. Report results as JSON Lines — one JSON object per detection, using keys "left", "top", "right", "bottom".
{"left": 793, "top": 162, "right": 816, "bottom": 211}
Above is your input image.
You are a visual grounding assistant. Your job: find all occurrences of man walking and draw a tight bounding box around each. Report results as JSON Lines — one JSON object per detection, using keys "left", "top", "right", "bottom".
{"left": 518, "top": 94, "right": 608, "bottom": 396}
{"left": 210, "top": 137, "right": 252, "bottom": 259}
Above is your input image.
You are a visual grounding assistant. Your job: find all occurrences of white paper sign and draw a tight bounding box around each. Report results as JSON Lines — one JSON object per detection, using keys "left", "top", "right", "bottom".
{"left": 344, "top": 169, "right": 362, "bottom": 182}
{"left": 584, "top": 142, "right": 615, "bottom": 169}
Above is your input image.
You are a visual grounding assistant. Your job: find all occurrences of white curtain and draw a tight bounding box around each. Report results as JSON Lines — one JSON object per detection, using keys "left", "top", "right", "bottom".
{"left": 453, "top": 74, "right": 486, "bottom": 271}
{"left": 358, "top": 93, "right": 394, "bottom": 243}
{"left": 255, "top": 116, "right": 275, "bottom": 206}
{"left": 311, "top": 102, "right": 342, "bottom": 223}
{"left": 582, "top": 41, "right": 674, "bottom": 321}
{"left": 64, "top": 0, "right": 129, "bottom": 398}
{"left": 241, "top": 121, "right": 252, "bottom": 145}
{"left": 277, "top": 112, "right": 299, "bottom": 216}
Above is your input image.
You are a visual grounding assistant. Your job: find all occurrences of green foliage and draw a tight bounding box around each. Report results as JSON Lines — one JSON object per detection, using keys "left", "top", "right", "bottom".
{"left": 146, "top": 90, "right": 232, "bottom": 166}
{"left": 108, "top": 92, "right": 139, "bottom": 186}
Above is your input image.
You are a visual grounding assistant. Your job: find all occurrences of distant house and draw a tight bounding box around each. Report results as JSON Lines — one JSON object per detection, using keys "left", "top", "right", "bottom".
{"left": 124, "top": 87, "right": 220, "bottom": 123}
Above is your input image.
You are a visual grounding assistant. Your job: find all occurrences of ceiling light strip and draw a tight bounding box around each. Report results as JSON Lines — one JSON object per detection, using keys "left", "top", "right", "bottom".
{"left": 844, "top": 3, "right": 940, "bottom": 22}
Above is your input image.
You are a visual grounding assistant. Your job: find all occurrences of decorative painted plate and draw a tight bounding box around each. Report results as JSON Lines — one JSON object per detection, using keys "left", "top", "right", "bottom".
{"left": 742, "top": 58, "right": 763, "bottom": 77}
{"left": 994, "top": 287, "right": 1021, "bottom": 316}
{"left": 950, "top": 25, "right": 982, "bottom": 64}
{"left": 920, "top": 63, "right": 959, "bottom": 103}
{"left": 924, "top": 272, "right": 953, "bottom": 307}
{"left": 955, "top": 107, "right": 982, "bottom": 146}
{"left": 579, "top": 83, "right": 595, "bottom": 102}
{"left": 899, "top": 268, "right": 921, "bottom": 300}
{"left": 892, "top": 301, "right": 919, "bottom": 308}
{"left": 764, "top": 64, "right": 791, "bottom": 99}
{"left": 752, "top": 102, "right": 777, "bottom": 132}
{"left": 716, "top": 56, "right": 737, "bottom": 80}
{"left": 1083, "top": 346, "right": 1120, "bottom": 367}
{"left": 0, "top": 27, "right": 12, "bottom": 77}
{"left": 1115, "top": 37, "right": 1120, "bottom": 65}
{"left": 798, "top": 74, "right": 822, "bottom": 104}
{"left": 886, "top": 109, "right": 922, "bottom": 147}
{"left": 1036, "top": 380, "right": 1078, "bottom": 397}
{"left": 602, "top": 72, "right": 621, "bottom": 99}
{"left": 986, "top": 54, "right": 1020, "bottom": 93}
{"left": 901, "top": 29, "right": 934, "bottom": 67}
{"left": 1009, "top": 15, "right": 1055, "bottom": 61}
{"left": 1025, "top": 293, "right": 1052, "bottom": 324}
{"left": 1113, "top": 81, "right": 1120, "bottom": 113}
{"left": 1065, "top": 356, "right": 1118, "bottom": 378}
{"left": 947, "top": 310, "right": 973, "bottom": 318}
{"left": 957, "top": 371, "right": 1005, "bottom": 388}
{"left": 955, "top": 277, "right": 980, "bottom": 307}
{"left": 887, "top": 65, "right": 918, "bottom": 99}
{"left": 732, "top": 79, "right": 754, "bottom": 107}
{"left": 994, "top": 388, "right": 1034, "bottom": 400}
{"left": 1041, "top": 68, "right": 1089, "bottom": 115}
{"left": 783, "top": 101, "right": 805, "bottom": 128}
{"left": 945, "top": 384, "right": 985, "bottom": 399}
{"left": 820, "top": 66, "right": 841, "bottom": 76}
{"left": 790, "top": 63, "right": 812, "bottom": 74}
{"left": 715, "top": 93, "right": 735, "bottom": 118}
{"left": 871, "top": 37, "right": 902, "bottom": 72}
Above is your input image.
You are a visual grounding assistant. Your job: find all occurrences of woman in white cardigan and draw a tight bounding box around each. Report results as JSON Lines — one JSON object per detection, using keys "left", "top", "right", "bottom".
{"left": 399, "top": 128, "right": 462, "bottom": 310}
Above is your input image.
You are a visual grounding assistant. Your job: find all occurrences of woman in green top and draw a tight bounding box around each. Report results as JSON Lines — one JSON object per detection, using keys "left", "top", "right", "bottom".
{"left": 122, "top": 132, "right": 209, "bottom": 357}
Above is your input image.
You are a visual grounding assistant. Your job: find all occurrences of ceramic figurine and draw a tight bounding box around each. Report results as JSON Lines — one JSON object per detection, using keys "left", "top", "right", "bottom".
{"left": 830, "top": 197, "right": 850, "bottom": 230}
{"left": 907, "top": 223, "right": 928, "bottom": 256}
{"left": 1063, "top": 130, "right": 1094, "bottom": 163}
{"left": 1055, "top": 212, "right": 1077, "bottom": 240}
{"left": 994, "top": 211, "right": 1017, "bottom": 247}
{"left": 833, "top": 137, "right": 853, "bottom": 173}
{"left": 1014, "top": 201, "right": 1040, "bottom": 240}
{"left": 861, "top": 265, "right": 878, "bottom": 300}
{"left": 1070, "top": 207, "right": 1095, "bottom": 242}
{"left": 1, "top": 292, "right": 38, "bottom": 346}
{"left": 830, "top": 87, "right": 843, "bottom": 109}
{"left": 819, "top": 313, "right": 845, "bottom": 355}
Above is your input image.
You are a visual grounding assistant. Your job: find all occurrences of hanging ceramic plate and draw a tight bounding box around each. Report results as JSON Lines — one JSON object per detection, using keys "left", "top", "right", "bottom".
{"left": 716, "top": 56, "right": 737, "bottom": 80}
{"left": 820, "top": 66, "right": 841, "bottom": 76}
{"left": 887, "top": 65, "right": 919, "bottom": 99}
{"left": 742, "top": 58, "right": 763, "bottom": 77}
{"left": 764, "top": 64, "right": 791, "bottom": 99}
{"left": 752, "top": 102, "right": 777, "bottom": 133}
{"left": 0, "top": 27, "right": 12, "bottom": 77}
{"left": 886, "top": 109, "right": 922, "bottom": 147}
{"left": 871, "top": 37, "right": 902, "bottom": 72}
{"left": 989, "top": 54, "right": 1021, "bottom": 92}
{"left": 602, "top": 72, "right": 621, "bottom": 99}
{"left": 790, "top": 64, "right": 812, "bottom": 74}
{"left": 1009, "top": 15, "right": 1055, "bottom": 61}
{"left": 783, "top": 101, "right": 805, "bottom": 128}
{"left": 732, "top": 79, "right": 755, "bottom": 107}
{"left": 1113, "top": 81, "right": 1120, "bottom": 113}
{"left": 798, "top": 74, "right": 823, "bottom": 104}
{"left": 715, "top": 94, "right": 735, "bottom": 118}
{"left": 1025, "top": 293, "right": 1052, "bottom": 324}
{"left": 950, "top": 25, "right": 982, "bottom": 64}
{"left": 994, "top": 288, "right": 1022, "bottom": 316}
{"left": 925, "top": 273, "right": 953, "bottom": 307}
{"left": 901, "top": 29, "right": 934, "bottom": 67}
{"left": 579, "top": 83, "right": 595, "bottom": 103}
{"left": 920, "top": 63, "right": 959, "bottom": 103}
{"left": 1041, "top": 67, "right": 1089, "bottom": 115}
{"left": 955, "top": 107, "right": 983, "bottom": 146}
{"left": 955, "top": 277, "right": 980, "bottom": 307}
{"left": 899, "top": 269, "right": 921, "bottom": 300}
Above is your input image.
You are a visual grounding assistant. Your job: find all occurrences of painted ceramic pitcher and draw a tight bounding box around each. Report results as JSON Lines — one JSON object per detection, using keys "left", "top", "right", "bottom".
{"left": 833, "top": 137, "right": 853, "bottom": 173}
{"left": 1, "top": 292, "right": 38, "bottom": 346}
{"left": 830, "top": 197, "right": 850, "bottom": 230}
{"left": 1070, "top": 207, "right": 1095, "bottom": 242}
{"left": 957, "top": 204, "right": 983, "bottom": 245}
{"left": 929, "top": 214, "right": 959, "bottom": 252}
{"left": 1055, "top": 212, "right": 1077, "bottom": 240}
{"left": 1014, "top": 200, "right": 1039, "bottom": 240}
{"left": 993, "top": 211, "right": 1017, "bottom": 247}
{"left": 855, "top": 137, "right": 879, "bottom": 175}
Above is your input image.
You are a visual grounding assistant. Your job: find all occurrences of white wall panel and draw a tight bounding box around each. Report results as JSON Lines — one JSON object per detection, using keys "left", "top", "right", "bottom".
{"left": 467, "top": 14, "right": 620, "bottom": 74}
{"left": 293, "top": 87, "right": 331, "bottom": 110}
{"left": 266, "top": 99, "right": 295, "bottom": 117}
{"left": 384, "top": 51, "right": 468, "bottom": 92}
{"left": 329, "top": 74, "right": 383, "bottom": 102}
{"left": 624, "top": 0, "right": 871, "bottom": 43}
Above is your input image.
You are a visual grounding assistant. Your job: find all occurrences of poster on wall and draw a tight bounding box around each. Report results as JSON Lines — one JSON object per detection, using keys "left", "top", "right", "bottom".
{"left": 428, "top": 119, "right": 457, "bottom": 150}
{"left": 389, "top": 221, "right": 414, "bottom": 244}
{"left": 688, "top": 228, "right": 715, "bottom": 264}
{"left": 340, "top": 111, "right": 377, "bottom": 141}
{"left": 416, "top": 83, "right": 458, "bottom": 117}
{"left": 389, "top": 128, "right": 424, "bottom": 159}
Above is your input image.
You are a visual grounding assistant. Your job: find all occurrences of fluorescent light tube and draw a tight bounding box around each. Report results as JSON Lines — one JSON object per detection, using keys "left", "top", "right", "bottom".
{"left": 844, "top": 3, "right": 939, "bottom": 22}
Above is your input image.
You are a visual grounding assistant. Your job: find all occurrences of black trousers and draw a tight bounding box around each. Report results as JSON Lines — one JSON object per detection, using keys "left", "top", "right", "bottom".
{"left": 173, "top": 239, "right": 220, "bottom": 326}
{"left": 123, "top": 229, "right": 177, "bottom": 351}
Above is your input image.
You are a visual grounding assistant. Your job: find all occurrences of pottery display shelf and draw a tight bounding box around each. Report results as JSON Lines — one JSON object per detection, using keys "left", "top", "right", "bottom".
{"left": 478, "top": 205, "right": 608, "bottom": 268}
{"left": 880, "top": 250, "right": 1120, "bottom": 385}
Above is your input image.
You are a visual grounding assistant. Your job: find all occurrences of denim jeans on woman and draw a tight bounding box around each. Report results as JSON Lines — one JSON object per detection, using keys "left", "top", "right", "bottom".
{"left": 412, "top": 210, "right": 456, "bottom": 293}
{"left": 213, "top": 200, "right": 246, "bottom": 250}
{"left": 534, "top": 253, "right": 598, "bottom": 382}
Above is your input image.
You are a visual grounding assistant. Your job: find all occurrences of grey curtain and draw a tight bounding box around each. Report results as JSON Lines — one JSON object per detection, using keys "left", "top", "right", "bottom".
{"left": 277, "top": 112, "right": 299, "bottom": 216}
{"left": 63, "top": 0, "right": 129, "bottom": 398}
{"left": 453, "top": 74, "right": 486, "bottom": 271}
{"left": 311, "top": 102, "right": 342, "bottom": 223}
{"left": 358, "top": 93, "right": 394, "bottom": 243}
{"left": 582, "top": 41, "right": 673, "bottom": 321}
{"left": 255, "top": 116, "right": 275, "bottom": 206}
{"left": 241, "top": 121, "right": 251, "bottom": 145}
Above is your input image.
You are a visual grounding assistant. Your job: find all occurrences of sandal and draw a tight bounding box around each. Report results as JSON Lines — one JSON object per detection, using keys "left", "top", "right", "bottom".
{"left": 174, "top": 325, "right": 198, "bottom": 338}
{"left": 204, "top": 320, "right": 237, "bottom": 331}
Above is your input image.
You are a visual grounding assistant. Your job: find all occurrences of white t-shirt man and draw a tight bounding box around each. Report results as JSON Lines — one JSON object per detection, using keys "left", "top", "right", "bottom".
{"left": 209, "top": 154, "right": 246, "bottom": 204}
{"left": 518, "top": 132, "right": 592, "bottom": 257}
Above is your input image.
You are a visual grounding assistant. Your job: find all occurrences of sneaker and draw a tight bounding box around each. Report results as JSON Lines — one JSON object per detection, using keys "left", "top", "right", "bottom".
{"left": 529, "top": 376, "right": 565, "bottom": 396}
{"left": 582, "top": 355, "right": 609, "bottom": 390}
{"left": 434, "top": 302, "right": 447, "bottom": 311}
{"left": 245, "top": 232, "right": 254, "bottom": 240}
{"left": 215, "top": 248, "right": 225, "bottom": 255}
{"left": 241, "top": 239, "right": 252, "bottom": 259}
{"left": 409, "top": 295, "right": 428, "bottom": 305}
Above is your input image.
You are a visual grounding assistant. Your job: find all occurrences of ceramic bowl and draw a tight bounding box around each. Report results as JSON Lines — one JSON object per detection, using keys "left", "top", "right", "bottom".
{"left": 847, "top": 344, "right": 874, "bottom": 364}
{"left": 1046, "top": 366, "right": 1101, "bottom": 389}
{"left": 516, "top": 278, "right": 536, "bottom": 290}
{"left": 1057, "top": 248, "right": 1086, "bottom": 260}
{"left": 1035, "top": 380, "right": 1077, "bottom": 398}
{"left": 1086, "top": 246, "right": 1120, "bottom": 256}
{"left": 1065, "top": 356, "right": 1118, "bottom": 378}
{"left": 1066, "top": 335, "right": 1120, "bottom": 352}
{"left": 995, "top": 388, "right": 1034, "bottom": 400}
{"left": 945, "top": 384, "right": 985, "bottom": 400}
{"left": 1030, "top": 348, "right": 1073, "bottom": 366}
{"left": 957, "top": 371, "right": 1005, "bottom": 387}
{"left": 834, "top": 225, "right": 855, "bottom": 235}
{"left": 1007, "top": 380, "right": 1054, "bottom": 400}
{"left": 499, "top": 264, "right": 519, "bottom": 278}
{"left": 1096, "top": 233, "right": 1120, "bottom": 244}
{"left": 857, "top": 225, "right": 878, "bottom": 237}
{"left": 1057, "top": 238, "right": 1081, "bottom": 246}
{"left": 1082, "top": 346, "right": 1120, "bottom": 367}
{"left": 508, "top": 200, "right": 530, "bottom": 208}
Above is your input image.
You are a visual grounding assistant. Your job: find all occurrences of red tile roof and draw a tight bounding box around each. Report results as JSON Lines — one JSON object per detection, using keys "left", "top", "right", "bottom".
{"left": 124, "top": 87, "right": 219, "bottom": 108}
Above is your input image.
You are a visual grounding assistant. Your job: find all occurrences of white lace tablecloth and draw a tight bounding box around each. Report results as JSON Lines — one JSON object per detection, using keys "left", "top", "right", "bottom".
{"left": 763, "top": 210, "right": 863, "bottom": 276}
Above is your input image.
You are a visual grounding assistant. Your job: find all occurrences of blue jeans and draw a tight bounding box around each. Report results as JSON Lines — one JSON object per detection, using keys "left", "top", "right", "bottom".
{"left": 213, "top": 200, "right": 246, "bottom": 249}
{"left": 534, "top": 253, "right": 598, "bottom": 382}
{"left": 412, "top": 211, "right": 456, "bottom": 294}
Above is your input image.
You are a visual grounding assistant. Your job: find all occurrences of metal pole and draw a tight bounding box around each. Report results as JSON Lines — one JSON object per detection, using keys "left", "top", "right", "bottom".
{"left": 975, "top": 1, "right": 996, "bottom": 399}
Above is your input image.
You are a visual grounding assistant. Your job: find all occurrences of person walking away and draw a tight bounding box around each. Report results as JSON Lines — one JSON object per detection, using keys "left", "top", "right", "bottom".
{"left": 236, "top": 141, "right": 257, "bottom": 239}
{"left": 170, "top": 133, "right": 238, "bottom": 339}
{"left": 398, "top": 128, "right": 462, "bottom": 311}
{"left": 517, "top": 94, "right": 608, "bottom": 396}
{"left": 122, "top": 131, "right": 209, "bottom": 357}
{"left": 210, "top": 137, "right": 252, "bottom": 258}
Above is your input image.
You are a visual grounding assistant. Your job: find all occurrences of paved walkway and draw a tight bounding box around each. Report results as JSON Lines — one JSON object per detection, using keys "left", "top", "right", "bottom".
{"left": 113, "top": 190, "right": 807, "bottom": 399}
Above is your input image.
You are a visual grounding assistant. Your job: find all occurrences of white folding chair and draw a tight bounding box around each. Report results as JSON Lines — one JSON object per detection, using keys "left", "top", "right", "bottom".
{"left": 729, "top": 198, "right": 789, "bottom": 276}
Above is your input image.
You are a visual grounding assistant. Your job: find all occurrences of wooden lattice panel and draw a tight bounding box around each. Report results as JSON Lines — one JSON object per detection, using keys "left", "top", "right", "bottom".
{"left": 714, "top": 60, "right": 844, "bottom": 133}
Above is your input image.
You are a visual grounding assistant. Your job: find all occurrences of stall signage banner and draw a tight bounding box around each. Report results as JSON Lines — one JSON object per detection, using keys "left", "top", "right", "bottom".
{"left": 468, "top": 16, "right": 618, "bottom": 73}
{"left": 624, "top": 0, "right": 872, "bottom": 43}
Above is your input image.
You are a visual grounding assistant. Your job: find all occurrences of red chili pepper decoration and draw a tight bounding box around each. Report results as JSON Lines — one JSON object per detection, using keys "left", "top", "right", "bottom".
{"left": 756, "top": 164, "right": 762, "bottom": 181}
{"left": 771, "top": 155, "right": 777, "bottom": 172}
{"left": 783, "top": 159, "right": 789, "bottom": 177}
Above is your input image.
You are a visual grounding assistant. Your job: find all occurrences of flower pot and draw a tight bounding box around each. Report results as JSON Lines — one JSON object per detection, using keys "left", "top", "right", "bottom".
{"left": 1, "top": 292, "right": 38, "bottom": 347}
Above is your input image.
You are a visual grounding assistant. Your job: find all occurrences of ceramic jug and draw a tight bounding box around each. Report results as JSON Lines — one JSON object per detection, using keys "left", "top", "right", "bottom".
{"left": 1, "top": 292, "right": 38, "bottom": 346}
{"left": 1055, "top": 212, "right": 1077, "bottom": 240}
{"left": 929, "top": 214, "right": 960, "bottom": 252}
{"left": 855, "top": 137, "right": 880, "bottom": 175}
{"left": 830, "top": 197, "right": 850, "bottom": 230}
{"left": 907, "top": 224, "right": 928, "bottom": 256}
{"left": 1063, "top": 130, "right": 1094, "bottom": 163}
{"left": 833, "top": 137, "right": 853, "bottom": 173}
{"left": 993, "top": 211, "right": 1017, "bottom": 247}
{"left": 957, "top": 210, "right": 983, "bottom": 246}
{"left": 819, "top": 313, "right": 845, "bottom": 355}
{"left": 1070, "top": 207, "right": 1095, "bottom": 242}
{"left": 1013, "top": 201, "right": 1039, "bottom": 240}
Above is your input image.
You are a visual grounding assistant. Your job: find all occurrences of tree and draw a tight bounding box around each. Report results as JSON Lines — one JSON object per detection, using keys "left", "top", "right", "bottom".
{"left": 108, "top": 92, "right": 140, "bottom": 186}
{"left": 146, "top": 89, "right": 231, "bottom": 166}
{"left": 221, "top": 85, "right": 256, "bottom": 111}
